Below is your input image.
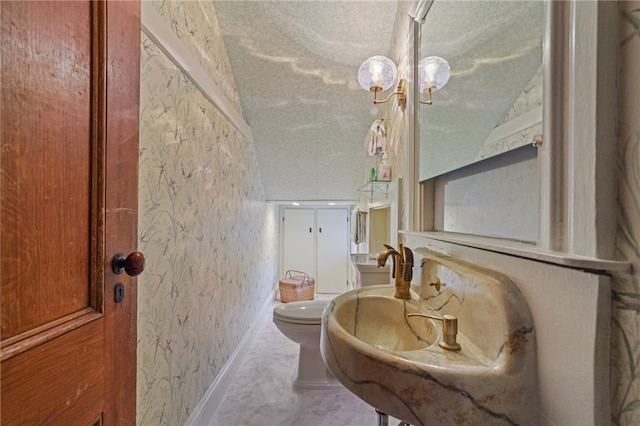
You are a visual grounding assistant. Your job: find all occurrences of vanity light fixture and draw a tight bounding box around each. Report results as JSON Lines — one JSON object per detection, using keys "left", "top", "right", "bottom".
{"left": 357, "top": 55, "right": 406, "bottom": 108}
{"left": 418, "top": 56, "right": 450, "bottom": 105}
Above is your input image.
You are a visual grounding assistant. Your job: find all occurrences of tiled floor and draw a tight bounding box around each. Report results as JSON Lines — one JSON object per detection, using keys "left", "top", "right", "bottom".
{"left": 207, "top": 294, "right": 398, "bottom": 426}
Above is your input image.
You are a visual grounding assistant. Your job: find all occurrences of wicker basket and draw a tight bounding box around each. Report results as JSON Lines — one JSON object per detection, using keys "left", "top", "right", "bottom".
{"left": 279, "top": 270, "right": 315, "bottom": 303}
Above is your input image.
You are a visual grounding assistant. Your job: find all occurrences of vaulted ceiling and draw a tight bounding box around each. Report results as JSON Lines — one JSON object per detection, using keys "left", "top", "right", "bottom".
{"left": 213, "top": 1, "right": 402, "bottom": 202}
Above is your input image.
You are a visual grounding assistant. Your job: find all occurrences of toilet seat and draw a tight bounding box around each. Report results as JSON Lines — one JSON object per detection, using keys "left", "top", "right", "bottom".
{"left": 273, "top": 299, "right": 329, "bottom": 325}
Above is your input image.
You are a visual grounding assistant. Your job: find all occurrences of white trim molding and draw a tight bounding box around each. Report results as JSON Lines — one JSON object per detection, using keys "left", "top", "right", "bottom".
{"left": 540, "top": 0, "right": 618, "bottom": 259}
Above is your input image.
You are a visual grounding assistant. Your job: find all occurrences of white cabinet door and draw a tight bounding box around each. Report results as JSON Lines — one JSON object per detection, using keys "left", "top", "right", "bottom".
{"left": 282, "top": 208, "right": 315, "bottom": 277}
{"left": 316, "top": 208, "right": 349, "bottom": 293}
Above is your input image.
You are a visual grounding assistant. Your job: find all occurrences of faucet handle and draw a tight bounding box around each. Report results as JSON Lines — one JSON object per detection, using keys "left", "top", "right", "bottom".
{"left": 429, "top": 277, "right": 442, "bottom": 292}
{"left": 402, "top": 247, "right": 413, "bottom": 282}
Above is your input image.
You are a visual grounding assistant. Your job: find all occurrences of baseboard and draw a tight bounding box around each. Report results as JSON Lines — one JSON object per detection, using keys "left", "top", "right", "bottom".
{"left": 185, "top": 288, "right": 277, "bottom": 426}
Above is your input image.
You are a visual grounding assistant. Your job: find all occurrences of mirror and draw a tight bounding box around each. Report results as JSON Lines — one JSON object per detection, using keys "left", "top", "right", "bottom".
{"left": 418, "top": 1, "right": 544, "bottom": 181}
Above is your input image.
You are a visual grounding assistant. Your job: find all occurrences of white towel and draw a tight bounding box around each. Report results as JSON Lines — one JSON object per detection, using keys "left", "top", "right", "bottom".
{"left": 376, "top": 120, "right": 387, "bottom": 154}
{"left": 364, "top": 119, "right": 387, "bottom": 157}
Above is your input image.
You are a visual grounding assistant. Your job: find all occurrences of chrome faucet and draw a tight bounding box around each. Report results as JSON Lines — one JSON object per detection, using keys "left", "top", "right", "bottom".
{"left": 377, "top": 243, "right": 413, "bottom": 299}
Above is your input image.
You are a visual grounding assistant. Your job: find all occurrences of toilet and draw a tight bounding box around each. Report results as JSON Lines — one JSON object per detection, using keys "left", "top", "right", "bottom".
{"left": 273, "top": 299, "right": 341, "bottom": 390}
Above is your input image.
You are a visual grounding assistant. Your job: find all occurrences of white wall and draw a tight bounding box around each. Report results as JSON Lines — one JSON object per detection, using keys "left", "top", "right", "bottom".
{"left": 434, "top": 145, "right": 538, "bottom": 242}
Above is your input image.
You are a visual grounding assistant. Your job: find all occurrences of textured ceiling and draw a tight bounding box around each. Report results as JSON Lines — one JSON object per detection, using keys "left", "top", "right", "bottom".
{"left": 213, "top": 1, "right": 401, "bottom": 202}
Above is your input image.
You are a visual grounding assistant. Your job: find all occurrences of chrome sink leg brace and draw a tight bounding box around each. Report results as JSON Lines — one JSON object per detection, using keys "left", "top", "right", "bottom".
{"left": 375, "top": 409, "right": 388, "bottom": 426}
{"left": 375, "top": 409, "right": 411, "bottom": 426}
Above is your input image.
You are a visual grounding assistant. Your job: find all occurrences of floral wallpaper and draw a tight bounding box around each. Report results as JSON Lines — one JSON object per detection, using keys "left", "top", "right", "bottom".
{"left": 149, "top": 0, "right": 242, "bottom": 113}
{"left": 136, "top": 3, "right": 279, "bottom": 425}
{"left": 612, "top": 2, "right": 640, "bottom": 424}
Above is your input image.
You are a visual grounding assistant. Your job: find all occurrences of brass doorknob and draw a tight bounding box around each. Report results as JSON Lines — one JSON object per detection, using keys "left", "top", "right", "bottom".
{"left": 112, "top": 251, "right": 145, "bottom": 276}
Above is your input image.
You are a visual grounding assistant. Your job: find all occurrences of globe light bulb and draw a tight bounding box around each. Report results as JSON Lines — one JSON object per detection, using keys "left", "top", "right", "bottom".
{"left": 358, "top": 56, "right": 398, "bottom": 92}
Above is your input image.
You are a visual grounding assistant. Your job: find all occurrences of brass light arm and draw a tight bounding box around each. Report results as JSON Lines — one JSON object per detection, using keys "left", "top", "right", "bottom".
{"left": 419, "top": 87, "right": 433, "bottom": 105}
{"left": 371, "top": 79, "right": 406, "bottom": 107}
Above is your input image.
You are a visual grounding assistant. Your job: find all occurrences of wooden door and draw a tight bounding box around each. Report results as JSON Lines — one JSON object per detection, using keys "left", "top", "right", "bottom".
{"left": 316, "top": 208, "right": 349, "bottom": 293}
{"left": 1, "top": 1, "right": 141, "bottom": 424}
{"left": 282, "top": 208, "right": 315, "bottom": 278}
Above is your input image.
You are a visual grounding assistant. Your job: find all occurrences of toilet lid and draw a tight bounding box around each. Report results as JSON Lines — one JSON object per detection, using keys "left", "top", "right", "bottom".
{"left": 273, "top": 299, "right": 330, "bottom": 325}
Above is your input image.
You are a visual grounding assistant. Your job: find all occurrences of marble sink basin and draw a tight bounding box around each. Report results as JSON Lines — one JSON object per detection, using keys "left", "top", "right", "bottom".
{"left": 331, "top": 288, "right": 438, "bottom": 352}
{"left": 321, "top": 251, "right": 537, "bottom": 426}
